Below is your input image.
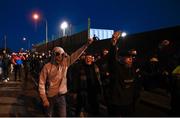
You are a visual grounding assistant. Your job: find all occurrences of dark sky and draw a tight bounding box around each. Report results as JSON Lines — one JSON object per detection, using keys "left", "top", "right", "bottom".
{"left": 0, "top": 0, "right": 180, "bottom": 52}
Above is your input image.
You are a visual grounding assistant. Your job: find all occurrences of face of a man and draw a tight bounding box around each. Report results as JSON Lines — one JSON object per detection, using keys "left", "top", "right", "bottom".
{"left": 85, "top": 55, "right": 93, "bottom": 65}
{"left": 55, "top": 51, "right": 64, "bottom": 63}
{"left": 124, "top": 56, "right": 133, "bottom": 66}
{"left": 103, "top": 49, "right": 109, "bottom": 56}
{"left": 53, "top": 47, "right": 65, "bottom": 64}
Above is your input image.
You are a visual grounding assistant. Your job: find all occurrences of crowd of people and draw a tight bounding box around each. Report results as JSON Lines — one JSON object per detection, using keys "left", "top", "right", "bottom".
{"left": 0, "top": 32, "right": 179, "bottom": 117}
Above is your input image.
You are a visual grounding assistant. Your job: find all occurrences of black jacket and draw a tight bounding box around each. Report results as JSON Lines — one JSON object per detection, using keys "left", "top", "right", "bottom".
{"left": 108, "top": 44, "right": 136, "bottom": 106}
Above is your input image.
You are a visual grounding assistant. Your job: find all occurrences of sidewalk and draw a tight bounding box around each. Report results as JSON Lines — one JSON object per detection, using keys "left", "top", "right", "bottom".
{"left": 0, "top": 73, "right": 44, "bottom": 117}
{"left": 0, "top": 72, "right": 172, "bottom": 116}
{"left": 134, "top": 88, "right": 171, "bottom": 116}
{"left": 140, "top": 88, "right": 171, "bottom": 111}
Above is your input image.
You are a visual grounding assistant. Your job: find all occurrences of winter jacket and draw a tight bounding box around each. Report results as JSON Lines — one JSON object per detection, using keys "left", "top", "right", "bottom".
{"left": 39, "top": 43, "right": 89, "bottom": 104}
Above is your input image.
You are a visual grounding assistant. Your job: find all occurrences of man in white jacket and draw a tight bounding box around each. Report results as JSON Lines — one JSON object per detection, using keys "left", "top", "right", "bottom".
{"left": 39, "top": 38, "right": 93, "bottom": 117}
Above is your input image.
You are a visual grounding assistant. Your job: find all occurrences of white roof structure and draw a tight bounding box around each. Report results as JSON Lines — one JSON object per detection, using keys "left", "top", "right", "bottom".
{"left": 90, "top": 28, "right": 114, "bottom": 40}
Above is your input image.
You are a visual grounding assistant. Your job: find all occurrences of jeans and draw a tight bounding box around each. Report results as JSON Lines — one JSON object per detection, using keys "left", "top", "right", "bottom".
{"left": 46, "top": 94, "right": 66, "bottom": 117}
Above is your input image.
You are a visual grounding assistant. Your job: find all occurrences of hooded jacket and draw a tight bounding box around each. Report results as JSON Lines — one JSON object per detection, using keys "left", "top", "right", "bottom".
{"left": 39, "top": 43, "right": 89, "bottom": 103}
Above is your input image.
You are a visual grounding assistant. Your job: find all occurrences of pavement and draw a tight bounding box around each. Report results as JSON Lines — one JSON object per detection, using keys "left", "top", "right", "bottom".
{"left": 0, "top": 72, "right": 172, "bottom": 117}
{"left": 0, "top": 73, "right": 44, "bottom": 117}
{"left": 140, "top": 88, "right": 171, "bottom": 111}
{"left": 134, "top": 88, "right": 171, "bottom": 117}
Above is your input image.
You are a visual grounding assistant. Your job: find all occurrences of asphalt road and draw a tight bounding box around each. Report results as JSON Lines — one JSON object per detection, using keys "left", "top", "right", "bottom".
{"left": 0, "top": 72, "right": 172, "bottom": 117}
{"left": 0, "top": 73, "right": 44, "bottom": 117}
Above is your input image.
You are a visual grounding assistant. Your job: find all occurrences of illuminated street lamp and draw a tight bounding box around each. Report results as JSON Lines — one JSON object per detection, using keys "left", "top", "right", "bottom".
{"left": 120, "top": 31, "right": 127, "bottom": 49}
{"left": 60, "top": 21, "right": 68, "bottom": 37}
{"left": 32, "top": 13, "right": 48, "bottom": 44}
{"left": 121, "top": 32, "right": 127, "bottom": 37}
{"left": 33, "top": 13, "right": 39, "bottom": 20}
{"left": 23, "top": 37, "right": 30, "bottom": 50}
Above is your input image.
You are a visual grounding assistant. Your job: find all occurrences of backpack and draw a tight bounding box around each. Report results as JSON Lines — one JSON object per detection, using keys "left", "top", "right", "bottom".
{"left": 16, "top": 59, "right": 23, "bottom": 65}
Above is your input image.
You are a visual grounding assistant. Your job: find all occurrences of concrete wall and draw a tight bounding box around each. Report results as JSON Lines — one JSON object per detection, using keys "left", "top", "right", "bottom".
{"left": 33, "top": 26, "right": 180, "bottom": 59}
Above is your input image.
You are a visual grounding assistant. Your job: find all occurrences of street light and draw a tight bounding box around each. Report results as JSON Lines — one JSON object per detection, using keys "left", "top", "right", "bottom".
{"left": 121, "top": 32, "right": 127, "bottom": 38}
{"left": 119, "top": 31, "right": 127, "bottom": 49}
{"left": 33, "top": 13, "right": 39, "bottom": 20}
{"left": 23, "top": 37, "right": 30, "bottom": 50}
{"left": 60, "top": 21, "right": 68, "bottom": 37}
{"left": 32, "top": 13, "right": 48, "bottom": 44}
{"left": 3, "top": 35, "right": 7, "bottom": 52}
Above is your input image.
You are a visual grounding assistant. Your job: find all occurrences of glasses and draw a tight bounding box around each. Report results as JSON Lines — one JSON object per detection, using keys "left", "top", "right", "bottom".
{"left": 55, "top": 52, "right": 66, "bottom": 57}
{"left": 55, "top": 52, "right": 61, "bottom": 56}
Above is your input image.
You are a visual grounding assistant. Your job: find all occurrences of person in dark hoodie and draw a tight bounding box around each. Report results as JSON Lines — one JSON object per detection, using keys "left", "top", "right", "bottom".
{"left": 2, "top": 51, "right": 11, "bottom": 82}
{"left": 107, "top": 32, "right": 137, "bottom": 117}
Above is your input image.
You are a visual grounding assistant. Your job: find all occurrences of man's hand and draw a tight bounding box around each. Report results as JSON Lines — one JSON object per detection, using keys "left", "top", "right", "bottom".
{"left": 87, "top": 38, "right": 94, "bottom": 45}
{"left": 112, "top": 31, "right": 121, "bottom": 45}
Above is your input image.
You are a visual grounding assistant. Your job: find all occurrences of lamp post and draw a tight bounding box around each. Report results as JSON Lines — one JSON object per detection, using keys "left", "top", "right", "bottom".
{"left": 120, "top": 31, "right": 127, "bottom": 50}
{"left": 4, "top": 35, "right": 7, "bottom": 52}
{"left": 121, "top": 32, "right": 127, "bottom": 38}
{"left": 23, "top": 37, "right": 30, "bottom": 50}
{"left": 60, "top": 21, "right": 68, "bottom": 37}
{"left": 45, "top": 19, "right": 48, "bottom": 44}
{"left": 32, "top": 13, "right": 48, "bottom": 45}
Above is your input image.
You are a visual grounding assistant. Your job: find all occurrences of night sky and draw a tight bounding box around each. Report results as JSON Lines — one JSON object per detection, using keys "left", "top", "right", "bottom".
{"left": 0, "top": 0, "right": 180, "bottom": 52}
